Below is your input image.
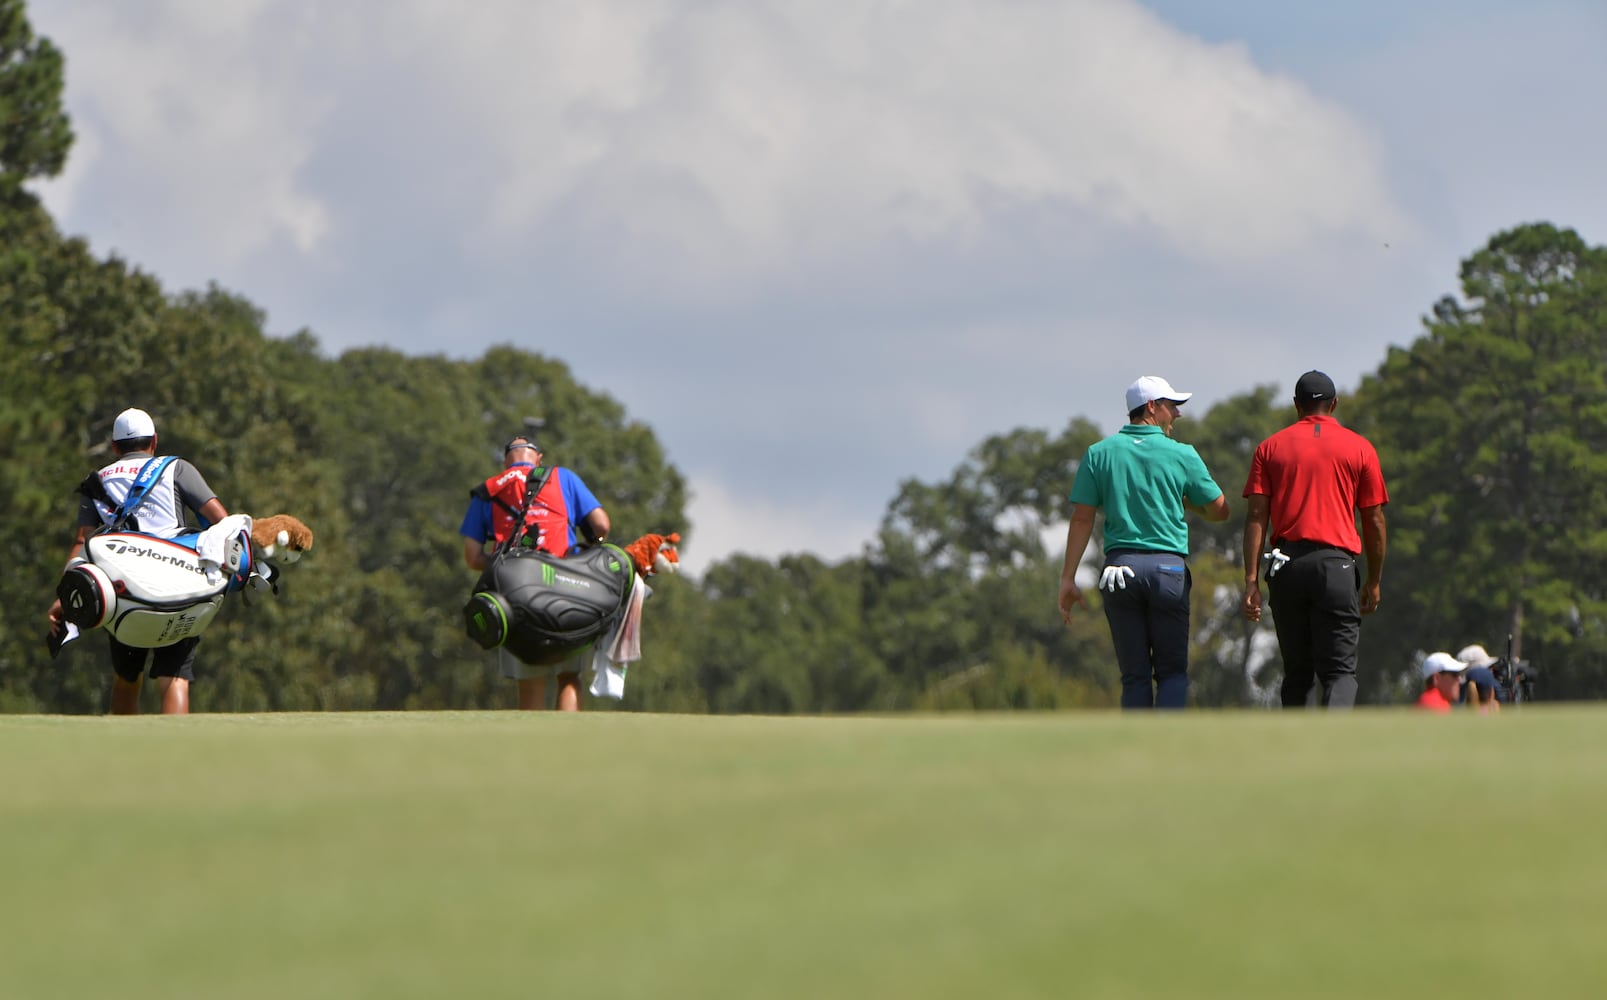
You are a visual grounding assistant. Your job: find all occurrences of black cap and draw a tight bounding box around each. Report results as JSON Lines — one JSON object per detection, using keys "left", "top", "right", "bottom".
{"left": 1294, "top": 370, "right": 1336, "bottom": 401}
{"left": 503, "top": 435, "right": 541, "bottom": 455}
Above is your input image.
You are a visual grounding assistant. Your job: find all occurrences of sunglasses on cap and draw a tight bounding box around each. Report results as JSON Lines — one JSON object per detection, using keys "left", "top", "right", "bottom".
{"left": 503, "top": 438, "right": 540, "bottom": 455}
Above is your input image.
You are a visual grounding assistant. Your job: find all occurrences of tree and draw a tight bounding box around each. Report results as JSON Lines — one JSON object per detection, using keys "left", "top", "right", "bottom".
{"left": 0, "top": 0, "right": 73, "bottom": 189}
{"left": 1353, "top": 223, "right": 1607, "bottom": 699}
{"left": 1178, "top": 386, "right": 1292, "bottom": 705}
{"left": 861, "top": 420, "right": 1115, "bottom": 708}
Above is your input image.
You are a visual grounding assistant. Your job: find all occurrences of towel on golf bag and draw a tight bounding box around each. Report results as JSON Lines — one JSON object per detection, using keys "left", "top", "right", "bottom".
{"left": 589, "top": 573, "right": 649, "bottom": 699}
{"left": 463, "top": 542, "right": 636, "bottom": 667}
{"left": 56, "top": 527, "right": 254, "bottom": 648}
{"left": 196, "top": 514, "right": 255, "bottom": 584}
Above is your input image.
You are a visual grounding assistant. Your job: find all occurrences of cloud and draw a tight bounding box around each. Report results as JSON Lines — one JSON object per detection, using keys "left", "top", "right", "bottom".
{"left": 36, "top": 0, "right": 1407, "bottom": 286}
{"left": 675, "top": 472, "right": 878, "bottom": 576}
{"left": 33, "top": 0, "right": 331, "bottom": 266}
{"left": 397, "top": 0, "right": 1409, "bottom": 287}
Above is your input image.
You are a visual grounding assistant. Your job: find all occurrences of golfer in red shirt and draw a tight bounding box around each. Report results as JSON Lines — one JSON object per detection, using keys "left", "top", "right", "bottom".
{"left": 1241, "top": 371, "right": 1389, "bottom": 709}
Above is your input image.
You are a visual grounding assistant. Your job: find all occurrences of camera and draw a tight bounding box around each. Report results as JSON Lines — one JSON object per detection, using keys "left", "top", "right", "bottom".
{"left": 1490, "top": 656, "right": 1537, "bottom": 703}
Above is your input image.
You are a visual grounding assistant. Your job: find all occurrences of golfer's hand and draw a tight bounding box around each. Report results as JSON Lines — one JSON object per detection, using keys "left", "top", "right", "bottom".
{"left": 1242, "top": 582, "right": 1262, "bottom": 622}
{"left": 1058, "top": 578, "right": 1086, "bottom": 624}
{"left": 1360, "top": 581, "right": 1381, "bottom": 615}
{"left": 47, "top": 599, "right": 65, "bottom": 638}
{"left": 1098, "top": 565, "right": 1135, "bottom": 593}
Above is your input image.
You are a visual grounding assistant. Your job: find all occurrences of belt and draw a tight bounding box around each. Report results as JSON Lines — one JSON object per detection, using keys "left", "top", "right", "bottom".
{"left": 1271, "top": 538, "right": 1357, "bottom": 560}
{"left": 1105, "top": 548, "right": 1187, "bottom": 560}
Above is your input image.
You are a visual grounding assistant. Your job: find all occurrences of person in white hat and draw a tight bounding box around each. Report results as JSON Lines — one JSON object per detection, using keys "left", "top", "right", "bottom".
{"left": 1415, "top": 651, "right": 1467, "bottom": 713}
{"left": 1058, "top": 376, "right": 1230, "bottom": 709}
{"left": 46, "top": 408, "right": 233, "bottom": 715}
{"left": 1455, "top": 643, "right": 1502, "bottom": 713}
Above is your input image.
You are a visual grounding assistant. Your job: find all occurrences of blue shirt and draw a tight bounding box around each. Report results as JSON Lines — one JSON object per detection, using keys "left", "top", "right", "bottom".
{"left": 1461, "top": 666, "right": 1502, "bottom": 703}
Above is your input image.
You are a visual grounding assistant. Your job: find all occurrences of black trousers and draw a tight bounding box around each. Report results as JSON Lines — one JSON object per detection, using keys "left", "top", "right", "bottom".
{"left": 1266, "top": 542, "right": 1360, "bottom": 709}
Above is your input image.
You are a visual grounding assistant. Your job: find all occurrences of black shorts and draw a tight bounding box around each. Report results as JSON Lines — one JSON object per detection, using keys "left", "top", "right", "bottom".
{"left": 108, "top": 635, "right": 201, "bottom": 684}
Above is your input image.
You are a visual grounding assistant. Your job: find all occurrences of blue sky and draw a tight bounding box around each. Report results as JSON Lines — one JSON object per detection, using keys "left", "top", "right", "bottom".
{"left": 27, "top": 0, "right": 1607, "bottom": 572}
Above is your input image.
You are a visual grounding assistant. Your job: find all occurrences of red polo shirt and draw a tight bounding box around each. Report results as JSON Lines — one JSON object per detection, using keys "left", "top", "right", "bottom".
{"left": 1416, "top": 688, "right": 1454, "bottom": 713}
{"left": 1243, "top": 415, "right": 1388, "bottom": 553}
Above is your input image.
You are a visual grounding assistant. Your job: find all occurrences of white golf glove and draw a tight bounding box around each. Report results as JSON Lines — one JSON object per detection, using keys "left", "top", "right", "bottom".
{"left": 1265, "top": 548, "right": 1290, "bottom": 578}
{"left": 1099, "top": 565, "right": 1136, "bottom": 593}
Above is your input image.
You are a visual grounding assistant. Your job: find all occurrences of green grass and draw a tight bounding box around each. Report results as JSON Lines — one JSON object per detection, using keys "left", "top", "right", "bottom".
{"left": 3, "top": 708, "right": 1604, "bottom": 999}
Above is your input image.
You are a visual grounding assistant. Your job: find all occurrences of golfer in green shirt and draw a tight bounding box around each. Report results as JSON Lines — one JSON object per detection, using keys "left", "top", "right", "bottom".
{"left": 1059, "top": 376, "right": 1229, "bottom": 708}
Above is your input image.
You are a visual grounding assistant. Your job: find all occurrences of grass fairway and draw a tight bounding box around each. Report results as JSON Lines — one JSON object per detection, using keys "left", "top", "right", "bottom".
{"left": 3, "top": 708, "right": 1605, "bottom": 999}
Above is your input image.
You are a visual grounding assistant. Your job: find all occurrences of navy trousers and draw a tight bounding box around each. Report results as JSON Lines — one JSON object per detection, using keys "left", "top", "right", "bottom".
{"left": 1100, "top": 550, "right": 1192, "bottom": 710}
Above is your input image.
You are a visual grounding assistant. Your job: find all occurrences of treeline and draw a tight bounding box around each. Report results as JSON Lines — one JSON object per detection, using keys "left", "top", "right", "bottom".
{"left": 6, "top": 214, "right": 1605, "bottom": 712}
{"left": 4, "top": 1, "right": 1607, "bottom": 712}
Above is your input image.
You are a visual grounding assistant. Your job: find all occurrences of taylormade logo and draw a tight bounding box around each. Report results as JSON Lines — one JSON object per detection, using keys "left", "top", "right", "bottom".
{"left": 106, "top": 541, "right": 204, "bottom": 576}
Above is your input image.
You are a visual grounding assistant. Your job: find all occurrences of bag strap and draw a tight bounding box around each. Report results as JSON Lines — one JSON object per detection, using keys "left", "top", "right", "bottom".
{"left": 103, "top": 456, "right": 178, "bottom": 533}
{"left": 493, "top": 465, "right": 555, "bottom": 557}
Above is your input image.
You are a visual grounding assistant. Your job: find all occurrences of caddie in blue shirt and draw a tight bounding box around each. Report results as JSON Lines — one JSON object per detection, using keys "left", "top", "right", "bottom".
{"left": 1059, "top": 376, "right": 1230, "bottom": 709}
{"left": 460, "top": 434, "right": 610, "bottom": 712}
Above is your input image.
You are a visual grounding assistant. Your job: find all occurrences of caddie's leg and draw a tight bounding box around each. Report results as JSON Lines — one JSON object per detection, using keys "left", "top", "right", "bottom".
{"left": 499, "top": 648, "right": 548, "bottom": 711}
{"left": 555, "top": 672, "right": 583, "bottom": 712}
{"left": 106, "top": 637, "right": 150, "bottom": 715}
{"left": 157, "top": 677, "right": 190, "bottom": 715}
{"left": 517, "top": 677, "right": 548, "bottom": 711}
{"left": 110, "top": 676, "right": 143, "bottom": 715}
{"left": 149, "top": 638, "right": 199, "bottom": 716}
{"left": 552, "top": 646, "right": 590, "bottom": 712}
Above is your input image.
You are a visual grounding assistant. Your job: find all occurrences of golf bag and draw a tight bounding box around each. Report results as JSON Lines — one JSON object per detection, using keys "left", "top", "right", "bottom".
{"left": 463, "top": 542, "right": 635, "bottom": 665}
{"left": 461, "top": 464, "right": 634, "bottom": 665}
{"left": 55, "top": 455, "right": 253, "bottom": 648}
{"left": 56, "top": 529, "right": 253, "bottom": 647}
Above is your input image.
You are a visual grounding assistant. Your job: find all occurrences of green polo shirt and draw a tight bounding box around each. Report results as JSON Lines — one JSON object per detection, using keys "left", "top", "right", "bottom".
{"left": 1069, "top": 424, "right": 1223, "bottom": 554}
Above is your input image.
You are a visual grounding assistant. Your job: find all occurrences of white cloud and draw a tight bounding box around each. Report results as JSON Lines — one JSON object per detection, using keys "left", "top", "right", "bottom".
{"left": 676, "top": 473, "right": 878, "bottom": 576}
{"left": 31, "top": 0, "right": 1411, "bottom": 299}
{"left": 386, "top": 0, "right": 1409, "bottom": 285}
{"left": 34, "top": 0, "right": 330, "bottom": 267}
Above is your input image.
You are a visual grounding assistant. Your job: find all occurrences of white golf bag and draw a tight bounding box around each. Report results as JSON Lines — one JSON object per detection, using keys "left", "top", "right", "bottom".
{"left": 57, "top": 529, "right": 254, "bottom": 648}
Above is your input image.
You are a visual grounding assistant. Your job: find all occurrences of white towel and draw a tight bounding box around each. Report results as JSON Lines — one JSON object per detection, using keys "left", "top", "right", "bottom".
{"left": 195, "top": 514, "right": 254, "bottom": 584}
{"left": 589, "top": 575, "right": 650, "bottom": 699}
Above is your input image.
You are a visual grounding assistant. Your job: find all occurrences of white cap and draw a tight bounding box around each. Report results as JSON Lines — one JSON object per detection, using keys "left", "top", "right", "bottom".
{"left": 1421, "top": 651, "right": 1468, "bottom": 679}
{"left": 1125, "top": 376, "right": 1193, "bottom": 413}
{"left": 1455, "top": 644, "right": 1499, "bottom": 669}
{"left": 112, "top": 407, "right": 156, "bottom": 441}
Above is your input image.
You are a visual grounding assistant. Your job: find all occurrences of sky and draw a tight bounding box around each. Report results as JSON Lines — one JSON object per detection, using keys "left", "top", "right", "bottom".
{"left": 27, "top": 0, "right": 1607, "bottom": 574}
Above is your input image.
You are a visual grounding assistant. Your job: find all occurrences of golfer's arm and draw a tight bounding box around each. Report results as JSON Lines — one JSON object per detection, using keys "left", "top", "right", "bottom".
{"left": 1190, "top": 492, "right": 1231, "bottom": 523}
{"left": 1061, "top": 504, "right": 1097, "bottom": 583}
{"left": 1243, "top": 494, "right": 1270, "bottom": 584}
{"left": 463, "top": 537, "right": 489, "bottom": 572}
{"left": 1360, "top": 504, "right": 1386, "bottom": 586}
